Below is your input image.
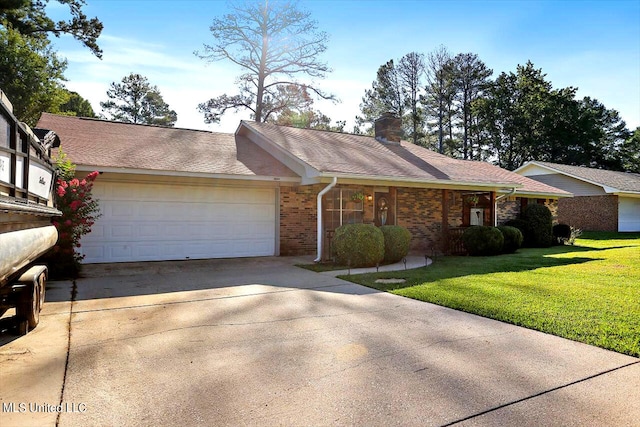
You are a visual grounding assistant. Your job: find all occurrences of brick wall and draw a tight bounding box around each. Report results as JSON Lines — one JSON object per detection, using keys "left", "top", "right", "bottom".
{"left": 497, "top": 199, "right": 520, "bottom": 224}
{"left": 498, "top": 197, "right": 559, "bottom": 225}
{"left": 279, "top": 185, "right": 322, "bottom": 256}
{"left": 544, "top": 199, "right": 559, "bottom": 223}
{"left": 279, "top": 184, "right": 378, "bottom": 256}
{"left": 558, "top": 195, "right": 618, "bottom": 231}
{"left": 396, "top": 188, "right": 461, "bottom": 252}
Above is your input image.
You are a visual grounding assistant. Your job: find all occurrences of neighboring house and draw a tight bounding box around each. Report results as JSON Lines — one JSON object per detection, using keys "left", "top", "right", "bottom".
{"left": 515, "top": 161, "right": 640, "bottom": 232}
{"left": 36, "top": 113, "right": 569, "bottom": 263}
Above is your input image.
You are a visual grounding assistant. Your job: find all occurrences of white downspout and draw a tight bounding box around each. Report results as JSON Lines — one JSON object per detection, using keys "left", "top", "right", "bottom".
{"left": 314, "top": 177, "right": 338, "bottom": 262}
{"left": 494, "top": 188, "right": 518, "bottom": 226}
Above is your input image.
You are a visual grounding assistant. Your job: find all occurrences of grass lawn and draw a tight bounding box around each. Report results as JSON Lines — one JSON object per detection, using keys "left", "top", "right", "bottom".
{"left": 341, "top": 232, "right": 640, "bottom": 357}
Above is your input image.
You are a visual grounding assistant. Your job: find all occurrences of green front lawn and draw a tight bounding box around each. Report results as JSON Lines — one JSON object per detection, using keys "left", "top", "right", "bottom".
{"left": 342, "top": 232, "right": 640, "bottom": 357}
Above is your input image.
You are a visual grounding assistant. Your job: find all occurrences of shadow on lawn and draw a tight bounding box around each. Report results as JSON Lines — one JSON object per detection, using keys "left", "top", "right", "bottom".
{"left": 579, "top": 231, "right": 640, "bottom": 241}
{"left": 343, "top": 244, "right": 607, "bottom": 290}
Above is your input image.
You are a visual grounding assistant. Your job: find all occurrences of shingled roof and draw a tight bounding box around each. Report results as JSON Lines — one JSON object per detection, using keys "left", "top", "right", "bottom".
{"left": 524, "top": 161, "right": 640, "bottom": 194}
{"left": 36, "top": 113, "right": 569, "bottom": 197}
{"left": 239, "top": 121, "right": 570, "bottom": 196}
{"left": 36, "top": 113, "right": 297, "bottom": 179}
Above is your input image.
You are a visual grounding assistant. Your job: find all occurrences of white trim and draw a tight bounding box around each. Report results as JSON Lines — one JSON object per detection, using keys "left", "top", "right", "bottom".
{"left": 314, "top": 177, "right": 337, "bottom": 262}
{"left": 316, "top": 172, "right": 522, "bottom": 190}
{"left": 515, "top": 161, "right": 635, "bottom": 195}
{"left": 74, "top": 164, "right": 300, "bottom": 183}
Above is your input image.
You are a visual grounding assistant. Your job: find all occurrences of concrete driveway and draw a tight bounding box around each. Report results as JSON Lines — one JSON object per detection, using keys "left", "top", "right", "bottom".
{"left": 1, "top": 257, "right": 638, "bottom": 426}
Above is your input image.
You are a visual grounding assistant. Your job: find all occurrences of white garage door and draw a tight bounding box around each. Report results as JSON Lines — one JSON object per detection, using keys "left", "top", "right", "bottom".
{"left": 618, "top": 197, "right": 640, "bottom": 232}
{"left": 81, "top": 181, "right": 277, "bottom": 263}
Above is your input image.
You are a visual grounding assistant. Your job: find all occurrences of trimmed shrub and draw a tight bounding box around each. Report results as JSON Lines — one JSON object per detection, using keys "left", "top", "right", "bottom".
{"left": 332, "top": 224, "right": 384, "bottom": 267}
{"left": 498, "top": 225, "right": 523, "bottom": 253}
{"left": 380, "top": 225, "right": 411, "bottom": 263}
{"left": 462, "top": 226, "right": 504, "bottom": 256}
{"left": 504, "top": 219, "right": 528, "bottom": 243}
{"left": 553, "top": 223, "right": 571, "bottom": 245}
{"left": 522, "top": 204, "right": 553, "bottom": 247}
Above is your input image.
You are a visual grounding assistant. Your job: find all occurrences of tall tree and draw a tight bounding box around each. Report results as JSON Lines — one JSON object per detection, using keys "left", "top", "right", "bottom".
{"left": 267, "top": 84, "right": 344, "bottom": 131}
{"left": 451, "top": 53, "right": 492, "bottom": 160}
{"left": 59, "top": 89, "right": 96, "bottom": 117}
{"left": 398, "top": 52, "right": 425, "bottom": 145}
{"left": 356, "top": 59, "right": 405, "bottom": 135}
{"left": 620, "top": 127, "right": 640, "bottom": 173}
{"left": 100, "top": 73, "right": 177, "bottom": 126}
{"left": 196, "top": 0, "right": 333, "bottom": 124}
{"left": 572, "top": 96, "right": 632, "bottom": 170}
{"left": 423, "top": 45, "right": 454, "bottom": 153}
{"left": 0, "top": 0, "right": 103, "bottom": 57}
{"left": 270, "top": 108, "right": 345, "bottom": 131}
{"left": 0, "top": 0, "right": 102, "bottom": 124}
{"left": 0, "top": 26, "right": 68, "bottom": 126}
{"left": 473, "top": 71, "right": 521, "bottom": 169}
{"left": 475, "top": 61, "right": 633, "bottom": 170}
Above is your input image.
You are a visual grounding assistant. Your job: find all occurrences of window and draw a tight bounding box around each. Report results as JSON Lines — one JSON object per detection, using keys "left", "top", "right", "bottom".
{"left": 324, "top": 188, "right": 364, "bottom": 231}
{"left": 0, "top": 114, "right": 8, "bottom": 148}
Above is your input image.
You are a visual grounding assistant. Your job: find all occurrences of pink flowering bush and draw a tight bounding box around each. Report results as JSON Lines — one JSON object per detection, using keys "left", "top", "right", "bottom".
{"left": 45, "top": 149, "right": 101, "bottom": 278}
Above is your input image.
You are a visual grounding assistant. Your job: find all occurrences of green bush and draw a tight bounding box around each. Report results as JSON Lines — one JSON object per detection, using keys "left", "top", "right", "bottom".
{"left": 332, "top": 224, "right": 384, "bottom": 267}
{"left": 553, "top": 223, "right": 571, "bottom": 245}
{"left": 504, "top": 219, "right": 528, "bottom": 243}
{"left": 522, "top": 204, "right": 553, "bottom": 247}
{"left": 380, "top": 225, "right": 411, "bottom": 263}
{"left": 497, "top": 225, "right": 523, "bottom": 253}
{"left": 462, "top": 226, "right": 504, "bottom": 256}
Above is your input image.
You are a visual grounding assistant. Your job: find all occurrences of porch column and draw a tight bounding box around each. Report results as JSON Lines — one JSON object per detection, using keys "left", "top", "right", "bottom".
{"left": 490, "top": 191, "right": 496, "bottom": 226}
{"left": 442, "top": 189, "right": 449, "bottom": 253}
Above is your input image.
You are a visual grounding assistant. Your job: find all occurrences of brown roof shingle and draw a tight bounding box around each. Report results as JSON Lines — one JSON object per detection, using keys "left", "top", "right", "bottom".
{"left": 241, "top": 121, "right": 570, "bottom": 196}
{"left": 36, "top": 113, "right": 297, "bottom": 178}
{"left": 533, "top": 161, "right": 640, "bottom": 193}
{"left": 35, "top": 114, "right": 570, "bottom": 197}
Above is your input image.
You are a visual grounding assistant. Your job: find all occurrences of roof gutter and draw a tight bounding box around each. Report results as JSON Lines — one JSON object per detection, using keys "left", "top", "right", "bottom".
{"left": 494, "top": 187, "right": 517, "bottom": 226}
{"left": 315, "top": 172, "right": 522, "bottom": 191}
{"left": 314, "top": 176, "right": 337, "bottom": 262}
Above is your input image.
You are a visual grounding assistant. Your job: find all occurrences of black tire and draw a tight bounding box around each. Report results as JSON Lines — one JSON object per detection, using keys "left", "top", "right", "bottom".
{"left": 16, "top": 282, "right": 40, "bottom": 330}
{"left": 16, "top": 319, "right": 29, "bottom": 336}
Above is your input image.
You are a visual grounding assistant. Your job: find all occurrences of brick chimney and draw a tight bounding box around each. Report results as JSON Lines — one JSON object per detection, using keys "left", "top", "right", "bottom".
{"left": 374, "top": 112, "right": 402, "bottom": 144}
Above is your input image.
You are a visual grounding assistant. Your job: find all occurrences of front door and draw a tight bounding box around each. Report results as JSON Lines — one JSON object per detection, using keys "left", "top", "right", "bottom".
{"left": 375, "top": 192, "right": 395, "bottom": 226}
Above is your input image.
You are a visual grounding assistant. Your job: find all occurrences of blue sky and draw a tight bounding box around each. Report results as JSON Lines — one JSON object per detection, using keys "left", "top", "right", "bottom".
{"left": 48, "top": 0, "right": 640, "bottom": 133}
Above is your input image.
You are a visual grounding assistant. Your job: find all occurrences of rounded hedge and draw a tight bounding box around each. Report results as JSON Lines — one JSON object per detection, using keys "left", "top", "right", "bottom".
{"left": 504, "top": 219, "right": 528, "bottom": 243}
{"left": 522, "top": 204, "right": 553, "bottom": 247}
{"left": 553, "top": 223, "right": 571, "bottom": 239}
{"left": 380, "top": 225, "right": 411, "bottom": 263}
{"left": 497, "top": 225, "right": 523, "bottom": 253}
{"left": 462, "top": 226, "right": 504, "bottom": 256}
{"left": 332, "top": 224, "right": 384, "bottom": 267}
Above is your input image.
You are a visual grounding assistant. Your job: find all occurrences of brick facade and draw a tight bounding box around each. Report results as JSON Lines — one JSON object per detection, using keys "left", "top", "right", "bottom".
{"left": 395, "top": 188, "right": 464, "bottom": 252}
{"left": 280, "top": 184, "right": 562, "bottom": 257}
{"left": 497, "top": 197, "right": 559, "bottom": 225}
{"left": 497, "top": 198, "right": 520, "bottom": 224}
{"left": 279, "top": 184, "right": 322, "bottom": 256}
{"left": 558, "top": 195, "right": 618, "bottom": 231}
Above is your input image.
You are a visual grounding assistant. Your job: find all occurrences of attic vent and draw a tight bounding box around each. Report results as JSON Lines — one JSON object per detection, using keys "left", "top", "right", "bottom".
{"left": 374, "top": 113, "right": 402, "bottom": 145}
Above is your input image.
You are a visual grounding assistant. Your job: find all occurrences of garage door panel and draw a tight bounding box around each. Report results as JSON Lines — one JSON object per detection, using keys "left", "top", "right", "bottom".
{"left": 619, "top": 198, "right": 640, "bottom": 232}
{"left": 81, "top": 181, "right": 277, "bottom": 263}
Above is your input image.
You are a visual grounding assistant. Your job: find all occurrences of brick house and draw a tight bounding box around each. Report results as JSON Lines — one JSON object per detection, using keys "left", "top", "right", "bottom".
{"left": 36, "top": 113, "right": 569, "bottom": 263}
{"left": 515, "top": 161, "right": 640, "bottom": 232}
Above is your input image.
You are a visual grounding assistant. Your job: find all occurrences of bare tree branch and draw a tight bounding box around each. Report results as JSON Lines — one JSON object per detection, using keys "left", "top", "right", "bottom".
{"left": 195, "top": 1, "right": 334, "bottom": 123}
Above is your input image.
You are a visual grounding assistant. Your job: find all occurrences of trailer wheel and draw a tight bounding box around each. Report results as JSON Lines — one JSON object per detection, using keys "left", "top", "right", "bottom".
{"left": 16, "top": 281, "right": 40, "bottom": 330}
{"left": 38, "top": 272, "right": 46, "bottom": 309}
{"left": 16, "top": 319, "right": 29, "bottom": 336}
